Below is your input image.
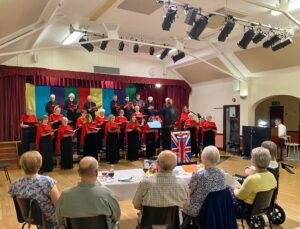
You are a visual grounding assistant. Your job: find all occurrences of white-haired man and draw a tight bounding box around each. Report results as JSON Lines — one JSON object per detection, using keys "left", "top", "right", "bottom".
{"left": 64, "top": 93, "right": 78, "bottom": 127}
{"left": 145, "top": 96, "right": 155, "bottom": 116}
{"left": 84, "top": 95, "right": 98, "bottom": 120}
{"left": 57, "top": 157, "right": 120, "bottom": 228}
{"left": 45, "top": 94, "right": 56, "bottom": 116}
{"left": 133, "top": 150, "right": 188, "bottom": 222}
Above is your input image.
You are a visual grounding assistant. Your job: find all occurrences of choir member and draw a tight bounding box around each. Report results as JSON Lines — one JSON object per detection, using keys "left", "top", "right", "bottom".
{"left": 115, "top": 109, "right": 128, "bottom": 152}
{"left": 143, "top": 116, "right": 158, "bottom": 158}
{"left": 155, "top": 99, "right": 178, "bottom": 150}
{"left": 36, "top": 115, "right": 54, "bottom": 173}
{"left": 45, "top": 94, "right": 56, "bottom": 116}
{"left": 134, "top": 105, "right": 144, "bottom": 123}
{"left": 81, "top": 114, "right": 99, "bottom": 160}
{"left": 95, "top": 109, "right": 108, "bottom": 153}
{"left": 123, "top": 95, "right": 134, "bottom": 120}
{"left": 144, "top": 96, "right": 155, "bottom": 116}
{"left": 180, "top": 105, "right": 189, "bottom": 130}
{"left": 184, "top": 113, "right": 199, "bottom": 156}
{"left": 49, "top": 106, "right": 64, "bottom": 153}
{"left": 75, "top": 110, "right": 86, "bottom": 155}
{"left": 126, "top": 115, "right": 142, "bottom": 161}
{"left": 83, "top": 95, "right": 99, "bottom": 120}
{"left": 56, "top": 117, "right": 74, "bottom": 169}
{"left": 202, "top": 115, "right": 217, "bottom": 148}
{"left": 64, "top": 93, "right": 78, "bottom": 127}
{"left": 110, "top": 94, "right": 120, "bottom": 116}
{"left": 105, "top": 115, "right": 120, "bottom": 164}
{"left": 20, "top": 107, "right": 38, "bottom": 154}
{"left": 133, "top": 93, "right": 144, "bottom": 111}
{"left": 162, "top": 97, "right": 170, "bottom": 109}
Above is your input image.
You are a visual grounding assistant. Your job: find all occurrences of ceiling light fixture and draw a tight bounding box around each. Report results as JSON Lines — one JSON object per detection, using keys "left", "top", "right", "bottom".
{"left": 79, "top": 36, "right": 94, "bottom": 52}
{"left": 118, "top": 41, "right": 125, "bottom": 51}
{"left": 149, "top": 46, "right": 155, "bottom": 55}
{"left": 159, "top": 48, "right": 171, "bottom": 60}
{"left": 272, "top": 37, "right": 293, "bottom": 51}
{"left": 188, "top": 15, "right": 209, "bottom": 40}
{"left": 252, "top": 31, "right": 266, "bottom": 44}
{"left": 184, "top": 7, "right": 198, "bottom": 25}
{"left": 162, "top": 5, "right": 177, "bottom": 31}
{"left": 133, "top": 43, "right": 139, "bottom": 53}
{"left": 218, "top": 15, "right": 235, "bottom": 42}
{"left": 172, "top": 52, "right": 185, "bottom": 62}
{"left": 237, "top": 28, "right": 255, "bottom": 49}
{"left": 100, "top": 40, "right": 108, "bottom": 50}
{"left": 263, "top": 34, "right": 281, "bottom": 48}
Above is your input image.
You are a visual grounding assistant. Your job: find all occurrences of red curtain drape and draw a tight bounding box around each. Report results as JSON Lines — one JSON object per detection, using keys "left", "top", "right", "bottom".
{"left": 137, "top": 87, "right": 166, "bottom": 110}
{"left": 0, "top": 75, "right": 26, "bottom": 141}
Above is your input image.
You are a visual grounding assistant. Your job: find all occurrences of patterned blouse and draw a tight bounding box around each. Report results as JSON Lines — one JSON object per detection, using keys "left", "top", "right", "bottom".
{"left": 183, "top": 167, "right": 226, "bottom": 217}
{"left": 8, "top": 175, "right": 58, "bottom": 225}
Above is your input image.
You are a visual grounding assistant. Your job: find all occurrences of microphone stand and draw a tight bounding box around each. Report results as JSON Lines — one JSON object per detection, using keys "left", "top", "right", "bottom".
{"left": 188, "top": 110, "right": 202, "bottom": 121}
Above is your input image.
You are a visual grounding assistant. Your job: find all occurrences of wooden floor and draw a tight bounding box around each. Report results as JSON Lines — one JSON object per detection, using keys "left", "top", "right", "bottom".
{"left": 1, "top": 155, "right": 300, "bottom": 229}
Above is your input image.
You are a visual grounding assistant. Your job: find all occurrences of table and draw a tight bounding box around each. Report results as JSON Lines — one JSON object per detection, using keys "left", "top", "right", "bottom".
{"left": 98, "top": 167, "right": 240, "bottom": 201}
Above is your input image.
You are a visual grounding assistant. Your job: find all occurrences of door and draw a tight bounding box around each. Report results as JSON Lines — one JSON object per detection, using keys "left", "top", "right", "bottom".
{"left": 223, "top": 105, "right": 240, "bottom": 154}
{"left": 269, "top": 106, "right": 284, "bottom": 127}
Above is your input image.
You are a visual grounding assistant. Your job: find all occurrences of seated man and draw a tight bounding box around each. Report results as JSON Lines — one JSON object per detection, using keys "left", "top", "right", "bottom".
{"left": 56, "top": 157, "right": 120, "bottom": 228}
{"left": 234, "top": 147, "right": 277, "bottom": 218}
{"left": 132, "top": 150, "right": 188, "bottom": 222}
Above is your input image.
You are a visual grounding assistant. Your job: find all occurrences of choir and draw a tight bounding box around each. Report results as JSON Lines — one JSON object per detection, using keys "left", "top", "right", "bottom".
{"left": 20, "top": 93, "right": 218, "bottom": 169}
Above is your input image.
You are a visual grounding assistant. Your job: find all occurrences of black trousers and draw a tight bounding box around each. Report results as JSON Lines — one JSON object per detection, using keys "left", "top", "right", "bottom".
{"left": 21, "top": 127, "right": 36, "bottom": 154}
{"left": 162, "top": 127, "right": 171, "bottom": 150}
{"left": 39, "top": 135, "right": 54, "bottom": 172}
{"left": 60, "top": 136, "right": 73, "bottom": 169}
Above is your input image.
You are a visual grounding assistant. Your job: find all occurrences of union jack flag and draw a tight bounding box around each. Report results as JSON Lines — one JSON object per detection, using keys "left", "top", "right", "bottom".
{"left": 171, "top": 131, "right": 192, "bottom": 165}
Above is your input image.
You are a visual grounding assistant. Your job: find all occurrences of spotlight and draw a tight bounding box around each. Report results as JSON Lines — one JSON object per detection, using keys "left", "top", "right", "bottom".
{"left": 263, "top": 34, "right": 281, "bottom": 48}
{"left": 79, "top": 36, "right": 94, "bottom": 52}
{"left": 237, "top": 28, "right": 255, "bottom": 49}
{"left": 218, "top": 16, "right": 235, "bottom": 42}
{"left": 118, "top": 41, "right": 125, "bottom": 51}
{"left": 133, "top": 43, "right": 139, "bottom": 53}
{"left": 172, "top": 52, "right": 185, "bottom": 62}
{"left": 162, "top": 5, "right": 177, "bottom": 31}
{"left": 149, "top": 46, "right": 155, "bottom": 55}
{"left": 100, "top": 40, "right": 108, "bottom": 50}
{"left": 188, "top": 16, "right": 209, "bottom": 40}
{"left": 272, "top": 38, "right": 293, "bottom": 51}
{"left": 160, "top": 48, "right": 170, "bottom": 60}
{"left": 252, "top": 31, "right": 266, "bottom": 44}
{"left": 184, "top": 8, "right": 198, "bottom": 25}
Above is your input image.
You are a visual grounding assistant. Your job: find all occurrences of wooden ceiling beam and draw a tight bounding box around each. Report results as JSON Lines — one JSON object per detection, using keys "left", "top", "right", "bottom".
{"left": 90, "top": 0, "right": 118, "bottom": 21}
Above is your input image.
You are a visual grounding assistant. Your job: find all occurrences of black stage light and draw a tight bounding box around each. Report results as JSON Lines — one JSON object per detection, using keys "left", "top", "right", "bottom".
{"left": 185, "top": 8, "right": 198, "bottom": 25}
{"left": 118, "top": 41, "right": 125, "bottom": 51}
{"left": 149, "top": 46, "right": 155, "bottom": 55}
{"left": 133, "top": 43, "right": 139, "bottom": 53}
{"left": 160, "top": 48, "right": 170, "bottom": 60}
{"left": 188, "top": 16, "right": 209, "bottom": 40}
{"left": 162, "top": 5, "right": 177, "bottom": 31}
{"left": 263, "top": 34, "right": 281, "bottom": 48}
{"left": 252, "top": 31, "right": 266, "bottom": 44}
{"left": 172, "top": 52, "right": 185, "bottom": 62}
{"left": 100, "top": 40, "right": 108, "bottom": 50}
{"left": 272, "top": 38, "right": 293, "bottom": 51}
{"left": 237, "top": 29, "right": 255, "bottom": 49}
{"left": 79, "top": 37, "right": 94, "bottom": 52}
{"left": 218, "top": 16, "right": 235, "bottom": 42}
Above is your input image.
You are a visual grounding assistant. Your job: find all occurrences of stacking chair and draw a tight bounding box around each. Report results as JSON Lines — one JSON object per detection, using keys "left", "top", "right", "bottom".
{"left": 0, "top": 162, "right": 11, "bottom": 183}
{"left": 66, "top": 215, "right": 109, "bottom": 229}
{"left": 240, "top": 189, "right": 275, "bottom": 229}
{"left": 284, "top": 136, "right": 299, "bottom": 160}
{"left": 138, "top": 206, "right": 180, "bottom": 229}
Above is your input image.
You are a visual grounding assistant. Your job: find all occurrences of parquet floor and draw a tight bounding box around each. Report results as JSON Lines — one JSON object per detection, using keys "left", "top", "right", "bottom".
{"left": 1, "top": 155, "right": 300, "bottom": 229}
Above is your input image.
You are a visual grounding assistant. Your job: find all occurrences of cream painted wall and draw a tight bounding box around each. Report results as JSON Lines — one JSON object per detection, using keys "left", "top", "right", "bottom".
{"left": 190, "top": 78, "right": 240, "bottom": 134}
{"left": 3, "top": 47, "right": 182, "bottom": 80}
{"left": 255, "top": 96, "right": 300, "bottom": 131}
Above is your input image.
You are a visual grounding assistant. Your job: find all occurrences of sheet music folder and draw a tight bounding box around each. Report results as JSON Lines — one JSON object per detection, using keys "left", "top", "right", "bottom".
{"left": 147, "top": 121, "right": 161, "bottom": 129}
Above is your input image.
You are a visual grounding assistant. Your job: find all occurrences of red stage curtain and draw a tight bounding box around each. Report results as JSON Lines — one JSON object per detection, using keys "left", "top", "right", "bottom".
{"left": 137, "top": 87, "right": 166, "bottom": 110}
{"left": 0, "top": 76, "right": 26, "bottom": 141}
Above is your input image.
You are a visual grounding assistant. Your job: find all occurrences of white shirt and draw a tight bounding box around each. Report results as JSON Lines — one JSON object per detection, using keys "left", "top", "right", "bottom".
{"left": 277, "top": 123, "right": 287, "bottom": 138}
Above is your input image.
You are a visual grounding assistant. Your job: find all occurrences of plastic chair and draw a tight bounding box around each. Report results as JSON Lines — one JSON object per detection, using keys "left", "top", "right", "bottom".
{"left": 66, "top": 215, "right": 109, "bottom": 229}
{"left": 138, "top": 206, "right": 180, "bottom": 229}
{"left": 284, "top": 136, "right": 299, "bottom": 160}
{"left": 0, "top": 162, "right": 11, "bottom": 183}
{"left": 241, "top": 189, "right": 275, "bottom": 229}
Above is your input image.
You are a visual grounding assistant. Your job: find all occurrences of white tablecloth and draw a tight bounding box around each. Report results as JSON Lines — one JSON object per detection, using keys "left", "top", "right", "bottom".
{"left": 98, "top": 167, "right": 239, "bottom": 201}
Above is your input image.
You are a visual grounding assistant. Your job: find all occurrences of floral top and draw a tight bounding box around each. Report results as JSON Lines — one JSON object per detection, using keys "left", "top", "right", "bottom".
{"left": 8, "top": 175, "right": 58, "bottom": 225}
{"left": 183, "top": 167, "right": 226, "bottom": 217}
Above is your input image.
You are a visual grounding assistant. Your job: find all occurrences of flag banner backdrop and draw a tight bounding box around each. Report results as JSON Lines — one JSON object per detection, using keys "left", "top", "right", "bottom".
{"left": 26, "top": 83, "right": 129, "bottom": 118}
{"left": 171, "top": 131, "right": 192, "bottom": 165}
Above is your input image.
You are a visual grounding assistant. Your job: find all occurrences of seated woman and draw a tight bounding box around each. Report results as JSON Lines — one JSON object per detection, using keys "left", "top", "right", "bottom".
{"left": 8, "top": 151, "right": 60, "bottom": 227}
{"left": 183, "top": 146, "right": 226, "bottom": 219}
{"left": 234, "top": 147, "right": 277, "bottom": 218}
